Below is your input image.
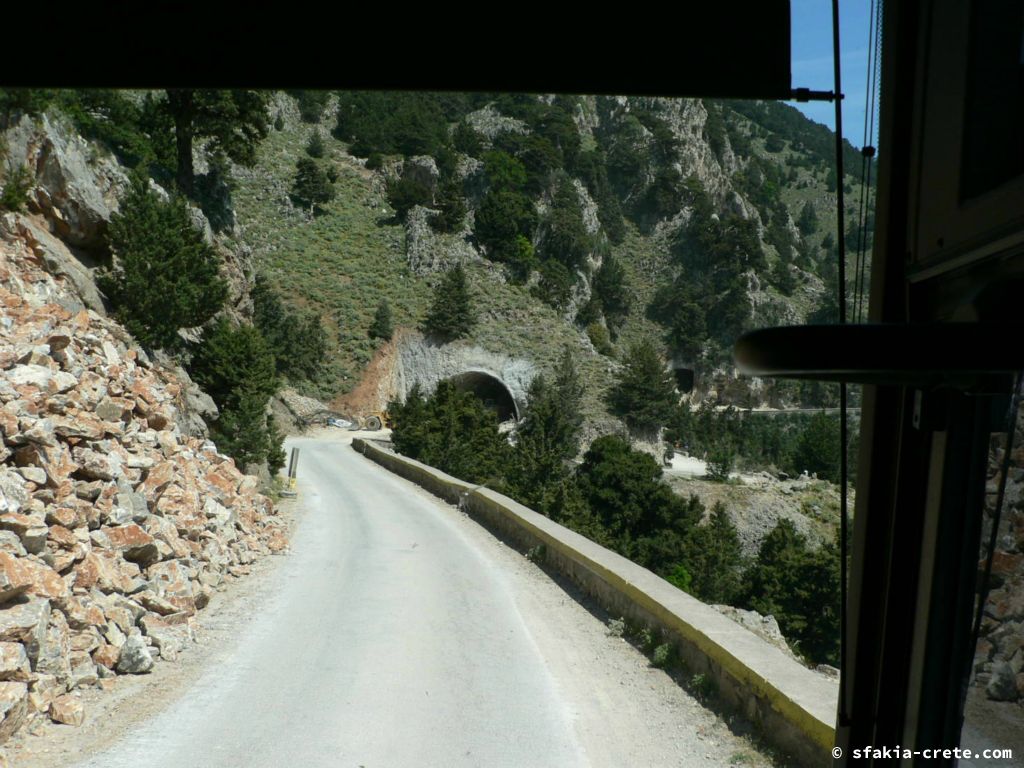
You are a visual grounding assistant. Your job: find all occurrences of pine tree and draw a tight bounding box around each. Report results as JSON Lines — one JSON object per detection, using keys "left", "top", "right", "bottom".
{"left": 386, "top": 177, "right": 432, "bottom": 221}
{"left": 98, "top": 176, "right": 226, "bottom": 351}
{"left": 428, "top": 177, "right": 466, "bottom": 234}
{"left": 291, "top": 157, "right": 335, "bottom": 213}
{"left": 305, "top": 132, "right": 325, "bottom": 158}
{"left": 592, "top": 254, "right": 630, "bottom": 336}
{"left": 539, "top": 176, "right": 591, "bottom": 272}
{"left": 252, "top": 275, "right": 325, "bottom": 382}
{"left": 607, "top": 339, "right": 678, "bottom": 434}
{"left": 796, "top": 201, "right": 818, "bottom": 236}
{"left": 574, "top": 436, "right": 701, "bottom": 571}
{"left": 422, "top": 265, "right": 475, "bottom": 341}
{"left": 389, "top": 381, "right": 508, "bottom": 484}
{"left": 211, "top": 389, "right": 274, "bottom": 471}
{"left": 289, "top": 312, "right": 327, "bottom": 382}
{"left": 188, "top": 318, "right": 278, "bottom": 412}
{"left": 793, "top": 411, "right": 842, "bottom": 482}
{"left": 506, "top": 348, "right": 584, "bottom": 518}
{"left": 369, "top": 300, "right": 394, "bottom": 341}
{"left": 553, "top": 346, "right": 585, "bottom": 455}
{"left": 740, "top": 520, "right": 840, "bottom": 665}
{"left": 680, "top": 502, "right": 744, "bottom": 603}
{"left": 188, "top": 318, "right": 280, "bottom": 471}
{"left": 163, "top": 89, "right": 269, "bottom": 196}
{"left": 533, "top": 259, "right": 572, "bottom": 308}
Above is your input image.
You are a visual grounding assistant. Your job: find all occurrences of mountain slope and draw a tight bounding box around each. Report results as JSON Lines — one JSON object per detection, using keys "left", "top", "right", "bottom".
{"left": 231, "top": 91, "right": 872, "bottom": 428}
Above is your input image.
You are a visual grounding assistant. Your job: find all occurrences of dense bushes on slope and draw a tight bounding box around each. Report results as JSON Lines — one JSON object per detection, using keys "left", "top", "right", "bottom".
{"left": 388, "top": 382, "right": 509, "bottom": 485}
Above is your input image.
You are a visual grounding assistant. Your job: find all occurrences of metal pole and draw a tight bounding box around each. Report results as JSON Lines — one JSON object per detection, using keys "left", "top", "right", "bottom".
{"left": 832, "top": 0, "right": 851, "bottom": 730}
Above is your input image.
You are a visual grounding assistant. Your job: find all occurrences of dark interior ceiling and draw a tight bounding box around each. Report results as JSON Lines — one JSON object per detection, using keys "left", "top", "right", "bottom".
{"left": 5, "top": 3, "right": 793, "bottom": 99}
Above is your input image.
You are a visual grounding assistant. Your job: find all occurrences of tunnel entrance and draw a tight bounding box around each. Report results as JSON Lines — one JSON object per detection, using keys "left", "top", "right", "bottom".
{"left": 673, "top": 367, "right": 695, "bottom": 393}
{"left": 447, "top": 371, "right": 520, "bottom": 421}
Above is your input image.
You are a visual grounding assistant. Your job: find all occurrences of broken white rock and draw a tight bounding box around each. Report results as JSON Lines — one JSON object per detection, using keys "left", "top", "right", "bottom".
{"left": 115, "top": 633, "right": 153, "bottom": 674}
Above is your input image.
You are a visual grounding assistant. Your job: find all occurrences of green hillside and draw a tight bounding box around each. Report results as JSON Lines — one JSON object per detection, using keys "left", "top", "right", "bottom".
{"left": 228, "top": 91, "right": 871, "bottom": 423}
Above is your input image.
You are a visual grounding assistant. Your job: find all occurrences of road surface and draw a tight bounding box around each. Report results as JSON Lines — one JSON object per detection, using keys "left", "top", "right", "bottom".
{"left": 73, "top": 434, "right": 769, "bottom": 768}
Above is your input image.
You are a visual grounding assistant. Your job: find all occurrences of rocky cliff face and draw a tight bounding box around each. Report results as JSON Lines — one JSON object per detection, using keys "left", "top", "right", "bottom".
{"left": 0, "top": 133, "right": 286, "bottom": 744}
{"left": 973, "top": 421, "right": 1024, "bottom": 704}
{"left": 2, "top": 113, "right": 258, "bottom": 325}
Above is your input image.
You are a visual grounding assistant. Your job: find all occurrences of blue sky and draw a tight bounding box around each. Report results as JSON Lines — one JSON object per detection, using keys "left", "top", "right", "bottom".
{"left": 788, "top": 1, "right": 877, "bottom": 147}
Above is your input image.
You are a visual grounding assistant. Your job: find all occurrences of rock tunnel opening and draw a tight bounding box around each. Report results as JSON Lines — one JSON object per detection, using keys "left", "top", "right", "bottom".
{"left": 673, "top": 367, "right": 695, "bottom": 393}
{"left": 447, "top": 371, "right": 520, "bottom": 422}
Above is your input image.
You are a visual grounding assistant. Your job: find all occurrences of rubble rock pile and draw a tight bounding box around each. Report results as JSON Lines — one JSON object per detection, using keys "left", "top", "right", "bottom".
{"left": 973, "top": 419, "right": 1024, "bottom": 705}
{"left": 0, "top": 221, "right": 287, "bottom": 742}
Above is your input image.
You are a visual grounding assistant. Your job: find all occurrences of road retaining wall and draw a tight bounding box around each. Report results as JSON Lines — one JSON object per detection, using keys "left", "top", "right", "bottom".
{"left": 352, "top": 438, "right": 838, "bottom": 767}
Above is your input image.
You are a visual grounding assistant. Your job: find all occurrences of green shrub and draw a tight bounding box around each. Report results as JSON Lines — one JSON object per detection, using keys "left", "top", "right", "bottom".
{"left": 586, "top": 322, "right": 614, "bottom": 356}
{"left": 368, "top": 299, "right": 393, "bottom": 341}
{"left": 365, "top": 152, "right": 383, "bottom": 170}
{"left": 98, "top": 176, "right": 226, "bottom": 351}
{"left": 690, "top": 673, "right": 718, "bottom": 701}
{"left": 705, "top": 442, "right": 736, "bottom": 481}
{"left": 652, "top": 643, "right": 673, "bottom": 668}
{"left": 305, "top": 132, "right": 325, "bottom": 158}
{"left": 273, "top": 114, "right": 284, "bottom": 131}
{"left": 667, "top": 563, "right": 692, "bottom": 592}
{"left": 0, "top": 165, "right": 32, "bottom": 212}
{"left": 386, "top": 177, "right": 432, "bottom": 221}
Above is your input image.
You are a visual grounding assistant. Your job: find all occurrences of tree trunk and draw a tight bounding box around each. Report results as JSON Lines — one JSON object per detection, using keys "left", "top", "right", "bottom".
{"left": 167, "top": 89, "right": 195, "bottom": 196}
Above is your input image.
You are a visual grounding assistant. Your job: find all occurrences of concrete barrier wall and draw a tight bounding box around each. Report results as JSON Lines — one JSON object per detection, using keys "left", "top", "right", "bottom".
{"left": 352, "top": 438, "right": 839, "bottom": 767}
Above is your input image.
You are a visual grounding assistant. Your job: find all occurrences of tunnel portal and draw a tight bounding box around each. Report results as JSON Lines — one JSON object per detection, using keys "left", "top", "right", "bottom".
{"left": 447, "top": 370, "right": 520, "bottom": 422}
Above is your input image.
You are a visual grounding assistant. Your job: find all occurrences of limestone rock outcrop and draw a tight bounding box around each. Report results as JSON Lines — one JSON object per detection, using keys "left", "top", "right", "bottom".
{"left": 2, "top": 113, "right": 128, "bottom": 251}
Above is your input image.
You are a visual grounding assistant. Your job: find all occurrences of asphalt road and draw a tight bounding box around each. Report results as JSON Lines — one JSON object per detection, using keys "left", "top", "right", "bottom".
{"left": 74, "top": 434, "right": 772, "bottom": 768}
{"left": 76, "top": 436, "right": 587, "bottom": 768}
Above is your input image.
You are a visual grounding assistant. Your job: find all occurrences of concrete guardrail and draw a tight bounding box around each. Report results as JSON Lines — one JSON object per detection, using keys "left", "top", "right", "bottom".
{"left": 352, "top": 438, "right": 839, "bottom": 767}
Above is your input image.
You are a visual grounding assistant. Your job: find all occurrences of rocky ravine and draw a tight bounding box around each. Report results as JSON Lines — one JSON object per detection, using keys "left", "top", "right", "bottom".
{"left": 0, "top": 214, "right": 287, "bottom": 748}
